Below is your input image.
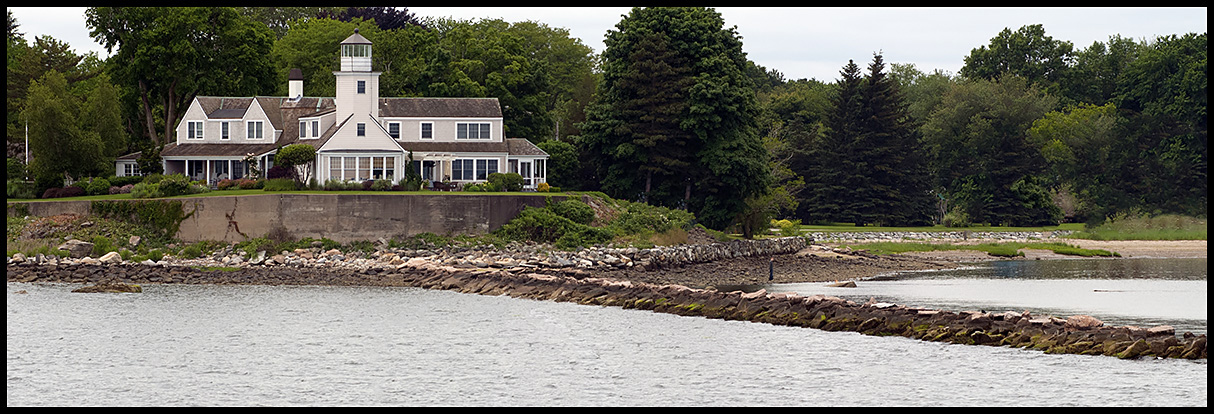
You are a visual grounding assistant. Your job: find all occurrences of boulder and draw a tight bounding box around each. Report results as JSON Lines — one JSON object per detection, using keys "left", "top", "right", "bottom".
{"left": 1065, "top": 315, "right": 1104, "bottom": 331}
{"left": 98, "top": 251, "right": 123, "bottom": 264}
{"left": 10, "top": 252, "right": 26, "bottom": 263}
{"left": 826, "top": 281, "right": 856, "bottom": 288}
{"left": 57, "top": 239, "right": 95, "bottom": 258}
{"left": 1147, "top": 325, "right": 1175, "bottom": 337}
{"left": 129, "top": 235, "right": 141, "bottom": 248}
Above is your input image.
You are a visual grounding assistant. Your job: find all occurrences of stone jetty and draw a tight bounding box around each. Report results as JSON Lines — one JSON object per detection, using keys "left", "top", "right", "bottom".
{"left": 7, "top": 238, "right": 1205, "bottom": 361}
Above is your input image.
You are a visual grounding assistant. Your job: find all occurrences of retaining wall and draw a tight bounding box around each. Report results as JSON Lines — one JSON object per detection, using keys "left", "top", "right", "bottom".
{"left": 8, "top": 194, "right": 565, "bottom": 243}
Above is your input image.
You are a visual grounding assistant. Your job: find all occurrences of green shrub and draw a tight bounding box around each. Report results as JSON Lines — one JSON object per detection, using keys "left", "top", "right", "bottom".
{"left": 462, "top": 183, "right": 486, "bottom": 192}
{"left": 942, "top": 207, "right": 971, "bottom": 227}
{"left": 130, "top": 182, "right": 162, "bottom": 199}
{"left": 771, "top": 218, "right": 802, "bottom": 236}
{"left": 86, "top": 178, "right": 112, "bottom": 196}
{"left": 549, "top": 199, "right": 595, "bottom": 225}
{"left": 371, "top": 179, "right": 393, "bottom": 191}
{"left": 495, "top": 206, "right": 614, "bottom": 248}
{"left": 262, "top": 178, "right": 298, "bottom": 191}
{"left": 6, "top": 179, "right": 35, "bottom": 199}
{"left": 156, "top": 174, "right": 193, "bottom": 197}
{"left": 179, "top": 244, "right": 203, "bottom": 259}
{"left": 91, "top": 235, "right": 117, "bottom": 257}
{"left": 147, "top": 249, "right": 164, "bottom": 262}
{"left": 487, "top": 172, "right": 524, "bottom": 192}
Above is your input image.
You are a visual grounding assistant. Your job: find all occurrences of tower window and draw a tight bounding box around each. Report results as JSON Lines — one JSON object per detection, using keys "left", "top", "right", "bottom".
{"left": 357, "top": 80, "right": 366, "bottom": 94}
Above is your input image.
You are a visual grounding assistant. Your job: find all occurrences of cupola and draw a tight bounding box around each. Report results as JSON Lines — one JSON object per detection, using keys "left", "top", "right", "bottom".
{"left": 340, "top": 28, "right": 372, "bottom": 72}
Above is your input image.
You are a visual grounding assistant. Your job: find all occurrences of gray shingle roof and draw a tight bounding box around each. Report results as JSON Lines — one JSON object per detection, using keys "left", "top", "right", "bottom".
{"left": 506, "top": 138, "right": 548, "bottom": 156}
{"left": 379, "top": 97, "right": 502, "bottom": 118}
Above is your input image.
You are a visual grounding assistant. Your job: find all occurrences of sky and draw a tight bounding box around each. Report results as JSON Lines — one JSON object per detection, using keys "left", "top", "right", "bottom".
{"left": 8, "top": 7, "right": 1208, "bottom": 83}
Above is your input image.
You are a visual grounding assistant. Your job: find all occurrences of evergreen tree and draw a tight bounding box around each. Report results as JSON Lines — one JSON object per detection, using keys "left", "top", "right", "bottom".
{"left": 799, "top": 59, "right": 863, "bottom": 224}
{"left": 576, "top": 7, "right": 769, "bottom": 230}
{"left": 853, "top": 53, "right": 934, "bottom": 226}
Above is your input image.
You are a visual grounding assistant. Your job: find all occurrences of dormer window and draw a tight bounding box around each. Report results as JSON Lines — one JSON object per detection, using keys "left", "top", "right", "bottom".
{"left": 357, "top": 123, "right": 365, "bottom": 136}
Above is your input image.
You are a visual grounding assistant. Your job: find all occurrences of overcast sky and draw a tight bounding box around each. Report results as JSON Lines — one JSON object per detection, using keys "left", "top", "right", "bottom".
{"left": 9, "top": 7, "right": 1207, "bottom": 83}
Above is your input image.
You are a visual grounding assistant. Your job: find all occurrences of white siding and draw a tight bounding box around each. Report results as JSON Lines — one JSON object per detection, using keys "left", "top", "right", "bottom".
{"left": 383, "top": 118, "right": 503, "bottom": 143}
{"left": 319, "top": 114, "right": 403, "bottom": 152}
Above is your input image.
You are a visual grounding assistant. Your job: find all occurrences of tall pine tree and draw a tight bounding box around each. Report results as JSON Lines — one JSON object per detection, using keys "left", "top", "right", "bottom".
{"left": 799, "top": 60, "right": 864, "bottom": 224}
{"left": 576, "top": 7, "right": 770, "bottom": 230}
{"left": 853, "top": 53, "right": 934, "bottom": 226}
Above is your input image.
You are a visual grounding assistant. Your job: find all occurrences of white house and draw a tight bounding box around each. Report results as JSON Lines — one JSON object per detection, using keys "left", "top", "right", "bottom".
{"left": 118, "top": 29, "right": 549, "bottom": 189}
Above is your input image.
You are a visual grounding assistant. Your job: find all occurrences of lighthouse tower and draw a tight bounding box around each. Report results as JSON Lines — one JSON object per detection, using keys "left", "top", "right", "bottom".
{"left": 334, "top": 28, "right": 380, "bottom": 123}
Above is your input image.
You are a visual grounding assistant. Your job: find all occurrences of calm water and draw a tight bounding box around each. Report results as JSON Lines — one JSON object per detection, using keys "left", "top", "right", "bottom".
{"left": 7, "top": 258, "right": 1207, "bottom": 406}
{"left": 760, "top": 258, "right": 1208, "bottom": 336}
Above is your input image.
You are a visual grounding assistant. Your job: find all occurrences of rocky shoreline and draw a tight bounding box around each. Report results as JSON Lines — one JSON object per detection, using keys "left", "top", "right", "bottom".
{"left": 7, "top": 252, "right": 1205, "bottom": 360}
{"left": 8, "top": 231, "right": 1206, "bottom": 360}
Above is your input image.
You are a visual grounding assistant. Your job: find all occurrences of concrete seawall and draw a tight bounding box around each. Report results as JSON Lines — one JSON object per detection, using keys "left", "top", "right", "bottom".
{"left": 8, "top": 193, "right": 565, "bottom": 243}
{"left": 8, "top": 261, "right": 1205, "bottom": 361}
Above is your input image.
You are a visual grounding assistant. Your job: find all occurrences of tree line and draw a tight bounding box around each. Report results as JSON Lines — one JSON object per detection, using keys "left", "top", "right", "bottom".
{"left": 7, "top": 7, "right": 1206, "bottom": 235}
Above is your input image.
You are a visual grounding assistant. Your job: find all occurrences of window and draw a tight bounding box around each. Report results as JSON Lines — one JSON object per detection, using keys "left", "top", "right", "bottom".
{"left": 187, "top": 121, "right": 203, "bottom": 139}
{"left": 123, "top": 163, "right": 141, "bottom": 177}
{"left": 342, "top": 44, "right": 370, "bottom": 57}
{"left": 299, "top": 121, "right": 307, "bottom": 138}
{"left": 330, "top": 157, "right": 342, "bottom": 181}
{"left": 420, "top": 122, "right": 433, "bottom": 139}
{"left": 311, "top": 121, "right": 319, "bottom": 138}
{"left": 452, "top": 159, "right": 475, "bottom": 181}
{"left": 358, "top": 156, "right": 371, "bottom": 180}
{"left": 343, "top": 156, "right": 356, "bottom": 181}
{"left": 388, "top": 122, "right": 400, "bottom": 139}
{"left": 357, "top": 123, "right": 365, "bottom": 136}
{"left": 247, "top": 121, "right": 264, "bottom": 139}
{"left": 357, "top": 80, "right": 366, "bottom": 94}
{"left": 456, "top": 123, "right": 491, "bottom": 139}
{"left": 475, "top": 159, "right": 499, "bottom": 180}
{"left": 221, "top": 122, "right": 229, "bottom": 140}
{"left": 535, "top": 159, "right": 546, "bottom": 180}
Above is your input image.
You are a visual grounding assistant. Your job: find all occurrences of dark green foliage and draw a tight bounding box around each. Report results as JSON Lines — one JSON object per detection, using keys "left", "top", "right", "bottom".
{"left": 487, "top": 172, "right": 524, "bottom": 192}
{"left": 85, "top": 178, "right": 111, "bottom": 196}
{"left": 262, "top": 178, "right": 299, "bottom": 191}
{"left": 548, "top": 198, "right": 595, "bottom": 225}
{"left": 493, "top": 205, "right": 613, "bottom": 249}
{"left": 91, "top": 199, "right": 192, "bottom": 241}
{"left": 535, "top": 140, "right": 578, "bottom": 190}
{"left": 577, "top": 7, "right": 770, "bottom": 230}
{"left": 156, "top": 174, "right": 192, "bottom": 197}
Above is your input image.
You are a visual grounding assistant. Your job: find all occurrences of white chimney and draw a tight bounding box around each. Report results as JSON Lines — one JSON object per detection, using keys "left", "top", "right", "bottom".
{"left": 288, "top": 68, "right": 304, "bottom": 99}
